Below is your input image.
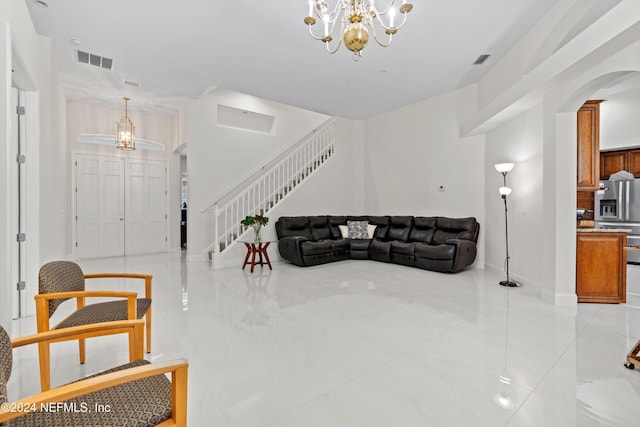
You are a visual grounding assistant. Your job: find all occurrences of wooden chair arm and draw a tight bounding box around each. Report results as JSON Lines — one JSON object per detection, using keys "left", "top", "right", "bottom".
{"left": 84, "top": 273, "right": 153, "bottom": 299}
{"left": 0, "top": 359, "right": 189, "bottom": 424}
{"left": 34, "top": 290, "right": 138, "bottom": 301}
{"left": 11, "top": 320, "right": 144, "bottom": 348}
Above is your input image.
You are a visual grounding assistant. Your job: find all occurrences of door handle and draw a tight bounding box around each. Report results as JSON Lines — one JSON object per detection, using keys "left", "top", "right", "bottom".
{"left": 627, "top": 181, "right": 631, "bottom": 220}
{"left": 620, "top": 181, "right": 624, "bottom": 220}
{"left": 120, "top": 218, "right": 124, "bottom": 221}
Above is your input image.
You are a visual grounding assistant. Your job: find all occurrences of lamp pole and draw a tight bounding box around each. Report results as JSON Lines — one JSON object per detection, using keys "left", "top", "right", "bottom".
{"left": 500, "top": 172, "right": 516, "bottom": 287}
{"left": 495, "top": 163, "right": 518, "bottom": 287}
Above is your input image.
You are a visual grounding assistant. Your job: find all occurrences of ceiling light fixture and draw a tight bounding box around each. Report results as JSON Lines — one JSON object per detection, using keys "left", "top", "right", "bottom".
{"left": 115, "top": 97, "right": 135, "bottom": 151}
{"left": 304, "top": 0, "right": 413, "bottom": 61}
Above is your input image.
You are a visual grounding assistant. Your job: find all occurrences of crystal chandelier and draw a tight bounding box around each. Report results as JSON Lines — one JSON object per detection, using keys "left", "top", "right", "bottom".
{"left": 304, "top": 0, "right": 413, "bottom": 61}
{"left": 115, "top": 97, "right": 135, "bottom": 151}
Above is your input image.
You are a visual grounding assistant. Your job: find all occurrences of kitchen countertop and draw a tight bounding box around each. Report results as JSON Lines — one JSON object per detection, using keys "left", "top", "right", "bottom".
{"left": 577, "top": 228, "right": 632, "bottom": 233}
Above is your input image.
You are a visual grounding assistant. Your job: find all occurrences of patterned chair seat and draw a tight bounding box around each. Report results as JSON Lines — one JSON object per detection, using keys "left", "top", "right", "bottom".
{"left": 56, "top": 299, "right": 152, "bottom": 330}
{"left": 0, "top": 324, "right": 187, "bottom": 427}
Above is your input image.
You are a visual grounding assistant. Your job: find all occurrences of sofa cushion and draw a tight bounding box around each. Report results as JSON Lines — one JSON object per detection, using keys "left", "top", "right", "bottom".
{"left": 391, "top": 241, "right": 415, "bottom": 255}
{"left": 415, "top": 257, "right": 454, "bottom": 273}
{"left": 391, "top": 241, "right": 415, "bottom": 266}
{"left": 328, "top": 216, "right": 348, "bottom": 239}
{"left": 332, "top": 238, "right": 350, "bottom": 260}
{"left": 387, "top": 216, "right": 413, "bottom": 241}
{"left": 433, "top": 217, "right": 478, "bottom": 244}
{"left": 278, "top": 217, "right": 313, "bottom": 240}
{"left": 369, "top": 216, "right": 390, "bottom": 240}
{"left": 348, "top": 220, "right": 369, "bottom": 239}
{"left": 414, "top": 242, "right": 456, "bottom": 260}
{"left": 309, "top": 216, "right": 332, "bottom": 240}
{"left": 350, "top": 239, "right": 371, "bottom": 251}
{"left": 369, "top": 239, "right": 392, "bottom": 263}
{"left": 350, "top": 239, "right": 370, "bottom": 259}
{"left": 409, "top": 216, "right": 437, "bottom": 243}
{"left": 300, "top": 240, "right": 333, "bottom": 256}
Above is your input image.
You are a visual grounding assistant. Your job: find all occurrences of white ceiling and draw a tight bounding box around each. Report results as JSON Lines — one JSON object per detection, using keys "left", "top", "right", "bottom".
{"left": 25, "top": 0, "right": 559, "bottom": 119}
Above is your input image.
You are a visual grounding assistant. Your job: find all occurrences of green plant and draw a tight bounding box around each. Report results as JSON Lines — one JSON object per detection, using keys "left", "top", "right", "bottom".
{"left": 241, "top": 214, "right": 269, "bottom": 227}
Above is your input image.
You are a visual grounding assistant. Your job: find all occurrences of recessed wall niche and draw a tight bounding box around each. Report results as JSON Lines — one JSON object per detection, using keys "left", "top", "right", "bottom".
{"left": 216, "top": 104, "right": 275, "bottom": 135}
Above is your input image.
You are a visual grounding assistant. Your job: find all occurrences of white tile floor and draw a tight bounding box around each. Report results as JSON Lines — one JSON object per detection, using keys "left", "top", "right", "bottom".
{"left": 8, "top": 253, "right": 640, "bottom": 426}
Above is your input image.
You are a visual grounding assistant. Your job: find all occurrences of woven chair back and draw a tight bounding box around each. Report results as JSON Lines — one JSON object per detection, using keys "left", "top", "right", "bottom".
{"left": 39, "top": 261, "right": 86, "bottom": 318}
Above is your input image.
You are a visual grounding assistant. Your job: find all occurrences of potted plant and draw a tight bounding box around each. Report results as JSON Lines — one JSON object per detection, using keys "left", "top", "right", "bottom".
{"left": 241, "top": 214, "right": 269, "bottom": 244}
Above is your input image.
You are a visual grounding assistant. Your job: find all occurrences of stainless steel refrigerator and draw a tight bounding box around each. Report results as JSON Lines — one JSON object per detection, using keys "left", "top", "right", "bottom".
{"left": 595, "top": 178, "right": 640, "bottom": 263}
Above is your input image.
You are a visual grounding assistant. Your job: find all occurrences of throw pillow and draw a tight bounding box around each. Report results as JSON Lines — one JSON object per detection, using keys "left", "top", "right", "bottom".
{"left": 367, "top": 224, "right": 377, "bottom": 239}
{"left": 338, "top": 225, "right": 349, "bottom": 238}
{"left": 348, "top": 221, "right": 369, "bottom": 239}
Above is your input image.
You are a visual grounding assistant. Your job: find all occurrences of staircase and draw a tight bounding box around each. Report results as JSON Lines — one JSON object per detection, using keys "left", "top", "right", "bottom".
{"left": 201, "top": 118, "right": 336, "bottom": 264}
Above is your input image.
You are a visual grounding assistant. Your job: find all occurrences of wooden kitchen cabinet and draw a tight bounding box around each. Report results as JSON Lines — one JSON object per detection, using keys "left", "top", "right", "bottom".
{"left": 628, "top": 150, "right": 640, "bottom": 176}
{"left": 600, "top": 148, "right": 640, "bottom": 179}
{"left": 576, "top": 231, "right": 626, "bottom": 303}
{"left": 600, "top": 150, "right": 627, "bottom": 179}
{"left": 577, "top": 100, "right": 602, "bottom": 190}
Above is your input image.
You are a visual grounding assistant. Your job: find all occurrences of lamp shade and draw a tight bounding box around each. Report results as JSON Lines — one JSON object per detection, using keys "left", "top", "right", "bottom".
{"left": 495, "top": 163, "right": 515, "bottom": 173}
{"left": 499, "top": 186, "right": 512, "bottom": 196}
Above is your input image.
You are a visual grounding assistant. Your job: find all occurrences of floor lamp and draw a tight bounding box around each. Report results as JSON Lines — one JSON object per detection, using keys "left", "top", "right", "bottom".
{"left": 495, "top": 162, "right": 518, "bottom": 287}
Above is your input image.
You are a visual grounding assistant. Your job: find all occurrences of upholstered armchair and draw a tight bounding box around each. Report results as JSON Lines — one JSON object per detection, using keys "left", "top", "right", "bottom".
{"left": 36, "top": 261, "right": 153, "bottom": 391}
{"left": 0, "top": 321, "right": 188, "bottom": 426}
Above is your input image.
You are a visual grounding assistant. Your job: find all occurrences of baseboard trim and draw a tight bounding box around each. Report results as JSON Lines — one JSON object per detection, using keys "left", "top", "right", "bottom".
{"left": 541, "top": 288, "right": 577, "bottom": 306}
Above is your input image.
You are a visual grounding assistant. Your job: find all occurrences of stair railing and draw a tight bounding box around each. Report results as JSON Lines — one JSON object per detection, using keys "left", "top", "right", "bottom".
{"left": 202, "top": 118, "right": 335, "bottom": 257}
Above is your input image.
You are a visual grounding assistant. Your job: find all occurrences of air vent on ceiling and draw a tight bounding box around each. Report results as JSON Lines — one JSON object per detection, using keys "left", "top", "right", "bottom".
{"left": 473, "top": 54, "right": 491, "bottom": 65}
{"left": 77, "top": 50, "right": 113, "bottom": 70}
{"left": 122, "top": 79, "right": 142, "bottom": 88}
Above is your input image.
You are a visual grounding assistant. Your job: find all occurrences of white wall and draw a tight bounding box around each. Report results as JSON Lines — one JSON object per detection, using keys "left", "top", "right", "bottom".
{"left": 485, "top": 105, "right": 544, "bottom": 286}
{"left": 270, "top": 118, "right": 365, "bottom": 217}
{"left": 0, "top": 0, "right": 65, "bottom": 329}
{"left": 187, "top": 88, "right": 331, "bottom": 259}
{"left": 39, "top": 81, "right": 68, "bottom": 262}
{"left": 600, "top": 89, "right": 640, "bottom": 151}
{"left": 361, "top": 85, "right": 486, "bottom": 266}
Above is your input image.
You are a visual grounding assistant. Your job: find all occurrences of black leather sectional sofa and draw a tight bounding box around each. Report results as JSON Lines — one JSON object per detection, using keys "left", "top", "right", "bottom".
{"left": 275, "top": 215, "right": 479, "bottom": 273}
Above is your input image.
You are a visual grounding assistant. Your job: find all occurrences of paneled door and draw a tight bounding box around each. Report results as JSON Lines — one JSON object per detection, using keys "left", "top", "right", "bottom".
{"left": 75, "top": 154, "right": 167, "bottom": 259}
{"left": 125, "top": 159, "right": 167, "bottom": 255}
{"left": 75, "top": 155, "right": 126, "bottom": 258}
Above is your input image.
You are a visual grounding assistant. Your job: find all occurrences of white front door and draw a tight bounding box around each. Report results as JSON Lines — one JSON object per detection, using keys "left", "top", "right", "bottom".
{"left": 76, "top": 155, "right": 126, "bottom": 258}
{"left": 125, "top": 159, "right": 168, "bottom": 255}
{"left": 75, "top": 154, "right": 167, "bottom": 259}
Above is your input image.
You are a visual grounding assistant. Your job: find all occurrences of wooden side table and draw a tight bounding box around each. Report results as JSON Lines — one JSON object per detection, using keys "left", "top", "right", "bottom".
{"left": 242, "top": 241, "right": 272, "bottom": 273}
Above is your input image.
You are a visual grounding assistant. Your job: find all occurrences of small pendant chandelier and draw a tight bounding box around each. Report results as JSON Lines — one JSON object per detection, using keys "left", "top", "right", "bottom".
{"left": 304, "top": 0, "right": 413, "bottom": 61}
{"left": 115, "top": 97, "right": 135, "bottom": 151}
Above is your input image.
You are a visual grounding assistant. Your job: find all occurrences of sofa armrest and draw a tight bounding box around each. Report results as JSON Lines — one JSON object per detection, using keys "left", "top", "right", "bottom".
{"left": 278, "top": 236, "right": 309, "bottom": 266}
{"left": 446, "top": 239, "right": 478, "bottom": 272}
